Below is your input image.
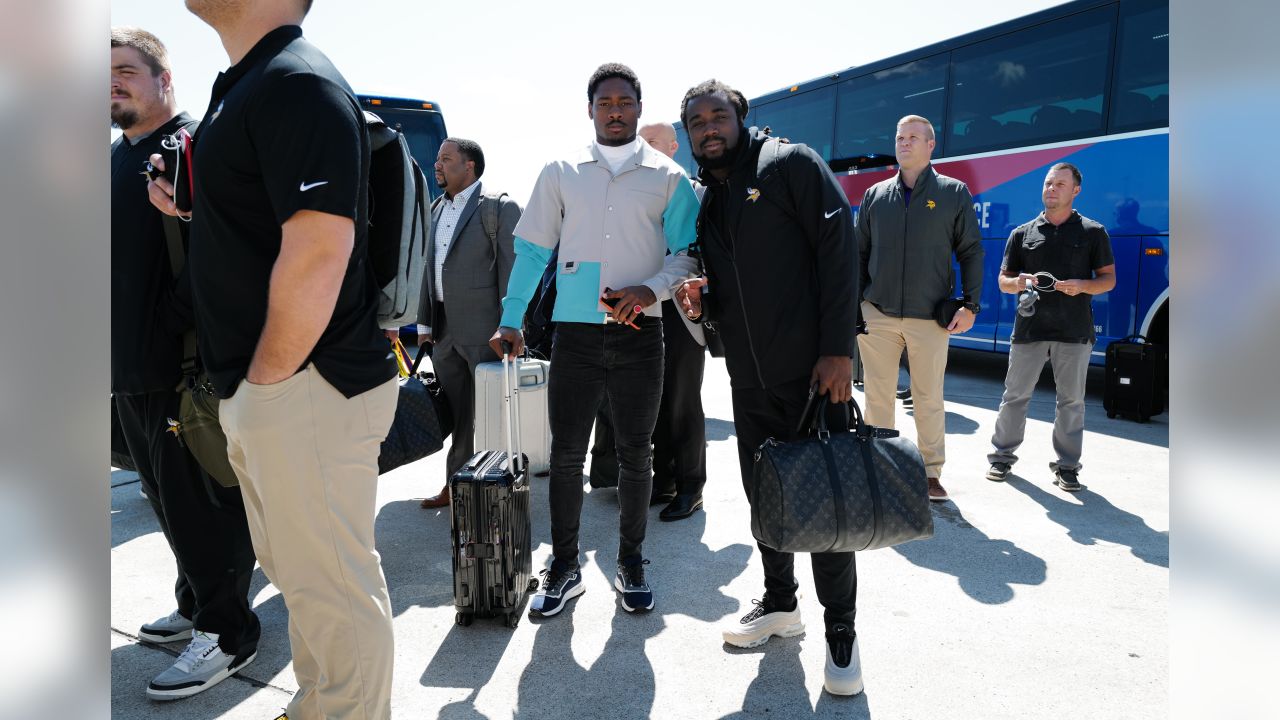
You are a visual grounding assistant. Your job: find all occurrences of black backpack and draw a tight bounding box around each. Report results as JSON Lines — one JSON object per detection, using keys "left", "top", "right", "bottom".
{"left": 365, "top": 111, "right": 430, "bottom": 329}
{"left": 522, "top": 247, "right": 559, "bottom": 360}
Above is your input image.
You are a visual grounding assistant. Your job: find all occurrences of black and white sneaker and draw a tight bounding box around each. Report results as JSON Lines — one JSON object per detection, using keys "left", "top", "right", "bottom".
{"left": 1054, "top": 469, "right": 1083, "bottom": 492}
{"left": 529, "top": 561, "right": 585, "bottom": 618}
{"left": 614, "top": 558, "right": 654, "bottom": 613}
{"left": 986, "top": 462, "right": 1012, "bottom": 482}
{"left": 146, "top": 631, "right": 256, "bottom": 700}
{"left": 823, "top": 624, "right": 864, "bottom": 696}
{"left": 138, "top": 609, "right": 194, "bottom": 644}
{"left": 722, "top": 595, "right": 804, "bottom": 648}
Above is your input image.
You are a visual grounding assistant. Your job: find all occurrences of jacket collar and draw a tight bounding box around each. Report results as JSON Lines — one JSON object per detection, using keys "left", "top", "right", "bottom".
{"left": 895, "top": 164, "right": 936, "bottom": 195}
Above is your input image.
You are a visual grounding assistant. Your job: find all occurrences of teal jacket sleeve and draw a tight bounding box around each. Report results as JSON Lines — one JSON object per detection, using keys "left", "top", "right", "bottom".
{"left": 499, "top": 236, "right": 554, "bottom": 329}
{"left": 641, "top": 178, "right": 700, "bottom": 302}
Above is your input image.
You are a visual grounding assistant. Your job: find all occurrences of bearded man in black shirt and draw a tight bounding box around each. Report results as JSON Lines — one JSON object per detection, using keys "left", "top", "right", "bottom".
{"left": 111, "top": 26, "right": 259, "bottom": 701}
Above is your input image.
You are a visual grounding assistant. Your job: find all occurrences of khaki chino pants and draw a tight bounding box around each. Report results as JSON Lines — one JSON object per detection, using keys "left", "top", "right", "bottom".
{"left": 857, "top": 301, "right": 951, "bottom": 479}
{"left": 221, "top": 365, "right": 398, "bottom": 720}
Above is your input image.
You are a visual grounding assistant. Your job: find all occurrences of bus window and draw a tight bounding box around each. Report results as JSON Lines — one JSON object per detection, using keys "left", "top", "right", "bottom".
{"left": 946, "top": 5, "right": 1115, "bottom": 155}
{"left": 752, "top": 85, "right": 836, "bottom": 160}
{"left": 836, "top": 56, "right": 949, "bottom": 162}
{"left": 672, "top": 122, "right": 697, "bottom": 176}
{"left": 1109, "top": 0, "right": 1169, "bottom": 132}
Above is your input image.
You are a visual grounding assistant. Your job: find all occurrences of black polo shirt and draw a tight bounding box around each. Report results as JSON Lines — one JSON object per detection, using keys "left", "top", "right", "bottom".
{"left": 1002, "top": 210, "right": 1114, "bottom": 344}
{"left": 188, "top": 25, "right": 394, "bottom": 399}
{"left": 111, "top": 112, "right": 197, "bottom": 395}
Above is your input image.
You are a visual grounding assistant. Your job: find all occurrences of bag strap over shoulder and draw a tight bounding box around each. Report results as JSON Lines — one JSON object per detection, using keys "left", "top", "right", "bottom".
{"left": 479, "top": 191, "right": 508, "bottom": 270}
{"left": 753, "top": 137, "right": 799, "bottom": 223}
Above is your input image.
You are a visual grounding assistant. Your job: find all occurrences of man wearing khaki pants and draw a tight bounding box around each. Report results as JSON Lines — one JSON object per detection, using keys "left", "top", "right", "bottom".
{"left": 148, "top": 1, "right": 398, "bottom": 717}
{"left": 854, "top": 115, "right": 984, "bottom": 502}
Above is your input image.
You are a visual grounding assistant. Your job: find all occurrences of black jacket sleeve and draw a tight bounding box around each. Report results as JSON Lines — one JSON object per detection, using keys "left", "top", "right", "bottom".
{"left": 785, "top": 145, "right": 859, "bottom": 357}
{"left": 952, "top": 183, "right": 985, "bottom": 301}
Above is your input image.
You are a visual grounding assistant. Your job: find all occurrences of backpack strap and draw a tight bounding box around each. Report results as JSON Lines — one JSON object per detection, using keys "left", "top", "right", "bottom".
{"left": 479, "top": 192, "right": 508, "bottom": 269}
{"left": 753, "top": 138, "right": 799, "bottom": 222}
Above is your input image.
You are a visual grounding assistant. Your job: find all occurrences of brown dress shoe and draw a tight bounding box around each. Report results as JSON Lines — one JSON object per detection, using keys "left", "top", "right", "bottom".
{"left": 927, "top": 477, "right": 949, "bottom": 502}
{"left": 420, "top": 485, "right": 451, "bottom": 509}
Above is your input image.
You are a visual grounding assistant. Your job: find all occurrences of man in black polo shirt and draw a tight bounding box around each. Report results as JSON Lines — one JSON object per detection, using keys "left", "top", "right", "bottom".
{"left": 986, "top": 162, "right": 1115, "bottom": 492}
{"left": 111, "top": 26, "right": 260, "bottom": 701}
{"left": 148, "top": 2, "right": 398, "bottom": 718}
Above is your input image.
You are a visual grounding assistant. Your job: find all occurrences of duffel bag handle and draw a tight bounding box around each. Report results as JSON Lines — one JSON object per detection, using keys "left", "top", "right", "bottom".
{"left": 800, "top": 384, "right": 897, "bottom": 441}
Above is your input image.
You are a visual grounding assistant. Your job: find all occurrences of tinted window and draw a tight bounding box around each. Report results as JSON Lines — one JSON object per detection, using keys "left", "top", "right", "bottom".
{"left": 377, "top": 108, "right": 447, "bottom": 199}
{"left": 947, "top": 5, "right": 1115, "bottom": 154}
{"left": 1109, "top": 0, "right": 1169, "bottom": 131}
{"left": 836, "top": 56, "right": 949, "bottom": 161}
{"left": 752, "top": 85, "right": 836, "bottom": 159}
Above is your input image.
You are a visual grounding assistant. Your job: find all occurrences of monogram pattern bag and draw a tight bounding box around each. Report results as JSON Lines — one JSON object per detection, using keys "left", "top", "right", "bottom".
{"left": 751, "top": 390, "right": 933, "bottom": 553}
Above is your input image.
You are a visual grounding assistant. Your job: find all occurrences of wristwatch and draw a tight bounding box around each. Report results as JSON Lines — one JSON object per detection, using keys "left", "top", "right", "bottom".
{"left": 962, "top": 299, "right": 981, "bottom": 314}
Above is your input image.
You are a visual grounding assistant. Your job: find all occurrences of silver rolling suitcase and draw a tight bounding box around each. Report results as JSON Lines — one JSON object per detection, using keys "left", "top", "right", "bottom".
{"left": 474, "top": 355, "right": 551, "bottom": 475}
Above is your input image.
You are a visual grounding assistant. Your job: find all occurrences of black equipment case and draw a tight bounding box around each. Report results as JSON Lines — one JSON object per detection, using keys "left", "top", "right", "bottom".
{"left": 1104, "top": 335, "right": 1167, "bottom": 423}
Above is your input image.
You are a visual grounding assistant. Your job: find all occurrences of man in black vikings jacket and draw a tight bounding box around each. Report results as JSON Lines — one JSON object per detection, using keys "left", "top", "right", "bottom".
{"left": 675, "top": 79, "right": 863, "bottom": 697}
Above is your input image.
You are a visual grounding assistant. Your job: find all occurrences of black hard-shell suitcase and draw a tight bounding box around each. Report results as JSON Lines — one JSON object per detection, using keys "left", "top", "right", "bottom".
{"left": 1104, "top": 335, "right": 1167, "bottom": 422}
{"left": 449, "top": 352, "right": 539, "bottom": 628}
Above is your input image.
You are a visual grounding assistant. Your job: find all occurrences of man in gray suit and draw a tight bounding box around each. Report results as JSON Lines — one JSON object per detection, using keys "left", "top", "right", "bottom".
{"left": 418, "top": 138, "right": 521, "bottom": 508}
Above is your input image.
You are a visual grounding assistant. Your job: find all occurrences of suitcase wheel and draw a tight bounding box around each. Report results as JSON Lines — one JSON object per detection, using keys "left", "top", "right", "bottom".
{"left": 1107, "top": 412, "right": 1116, "bottom": 419}
{"left": 504, "top": 612, "right": 520, "bottom": 629}
{"left": 455, "top": 612, "right": 473, "bottom": 627}
{"left": 527, "top": 579, "right": 540, "bottom": 593}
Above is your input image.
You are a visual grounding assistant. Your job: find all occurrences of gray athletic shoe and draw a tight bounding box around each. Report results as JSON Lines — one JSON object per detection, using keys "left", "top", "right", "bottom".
{"left": 146, "top": 631, "right": 255, "bottom": 700}
{"left": 138, "top": 609, "right": 193, "bottom": 644}
{"left": 986, "top": 462, "right": 1012, "bottom": 482}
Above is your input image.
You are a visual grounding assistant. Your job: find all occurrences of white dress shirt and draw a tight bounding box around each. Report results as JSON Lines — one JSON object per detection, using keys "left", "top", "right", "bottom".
{"left": 419, "top": 178, "right": 481, "bottom": 336}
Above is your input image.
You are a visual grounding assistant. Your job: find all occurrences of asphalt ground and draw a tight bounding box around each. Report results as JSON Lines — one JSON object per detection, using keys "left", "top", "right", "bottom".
{"left": 110, "top": 348, "right": 1168, "bottom": 719}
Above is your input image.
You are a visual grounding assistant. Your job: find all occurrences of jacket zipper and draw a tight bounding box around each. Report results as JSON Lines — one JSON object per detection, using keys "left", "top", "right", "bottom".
{"left": 722, "top": 177, "right": 769, "bottom": 388}
{"left": 900, "top": 182, "right": 908, "bottom": 315}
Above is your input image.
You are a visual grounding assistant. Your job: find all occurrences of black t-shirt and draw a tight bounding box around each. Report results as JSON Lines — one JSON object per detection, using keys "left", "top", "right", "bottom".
{"left": 110, "top": 112, "right": 197, "bottom": 395}
{"left": 188, "top": 26, "right": 394, "bottom": 399}
{"left": 1002, "top": 211, "right": 1114, "bottom": 344}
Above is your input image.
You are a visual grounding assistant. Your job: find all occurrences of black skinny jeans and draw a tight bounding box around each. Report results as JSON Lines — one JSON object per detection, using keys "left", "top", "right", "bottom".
{"left": 731, "top": 376, "right": 858, "bottom": 628}
{"left": 548, "top": 319, "right": 664, "bottom": 564}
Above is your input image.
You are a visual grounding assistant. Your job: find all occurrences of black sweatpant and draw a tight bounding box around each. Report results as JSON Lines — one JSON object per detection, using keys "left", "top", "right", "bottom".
{"left": 731, "top": 376, "right": 858, "bottom": 628}
{"left": 116, "top": 390, "right": 260, "bottom": 657}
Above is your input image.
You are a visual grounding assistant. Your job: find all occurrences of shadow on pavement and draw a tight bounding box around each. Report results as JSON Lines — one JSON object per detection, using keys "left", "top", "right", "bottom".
{"left": 717, "top": 638, "right": 872, "bottom": 719}
{"left": 705, "top": 417, "right": 737, "bottom": 442}
{"left": 893, "top": 502, "right": 1047, "bottom": 604}
{"left": 940, "top": 348, "right": 1169, "bottom": 448}
{"left": 111, "top": 479, "right": 161, "bottom": 548}
{"left": 1004, "top": 476, "right": 1169, "bottom": 567}
{"left": 111, "top": 587, "right": 292, "bottom": 720}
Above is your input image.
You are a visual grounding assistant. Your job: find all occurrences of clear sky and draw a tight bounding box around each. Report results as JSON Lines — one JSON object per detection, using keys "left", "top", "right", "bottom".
{"left": 110, "top": 0, "right": 1063, "bottom": 204}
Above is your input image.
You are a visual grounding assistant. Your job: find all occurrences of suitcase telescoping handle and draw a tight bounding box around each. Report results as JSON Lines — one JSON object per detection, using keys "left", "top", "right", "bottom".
{"left": 500, "top": 341, "right": 524, "bottom": 476}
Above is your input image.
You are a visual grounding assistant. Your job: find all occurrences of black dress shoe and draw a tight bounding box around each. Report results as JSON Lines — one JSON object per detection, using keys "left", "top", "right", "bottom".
{"left": 659, "top": 493, "right": 703, "bottom": 521}
{"left": 649, "top": 488, "right": 677, "bottom": 506}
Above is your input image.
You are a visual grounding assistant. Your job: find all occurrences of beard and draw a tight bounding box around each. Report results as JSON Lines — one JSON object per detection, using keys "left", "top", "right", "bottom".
{"left": 692, "top": 130, "right": 744, "bottom": 171}
{"left": 110, "top": 103, "right": 138, "bottom": 130}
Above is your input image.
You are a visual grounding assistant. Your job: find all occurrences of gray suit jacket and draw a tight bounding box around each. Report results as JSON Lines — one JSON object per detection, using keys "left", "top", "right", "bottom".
{"left": 419, "top": 182, "right": 521, "bottom": 347}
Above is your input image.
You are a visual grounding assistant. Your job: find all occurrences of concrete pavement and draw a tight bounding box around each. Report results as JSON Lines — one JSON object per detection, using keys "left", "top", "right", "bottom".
{"left": 110, "top": 348, "right": 1168, "bottom": 719}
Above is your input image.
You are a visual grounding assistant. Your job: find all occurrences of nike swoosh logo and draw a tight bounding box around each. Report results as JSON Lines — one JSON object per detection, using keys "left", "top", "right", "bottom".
{"left": 824, "top": 208, "right": 843, "bottom": 219}
{"left": 299, "top": 180, "right": 329, "bottom": 192}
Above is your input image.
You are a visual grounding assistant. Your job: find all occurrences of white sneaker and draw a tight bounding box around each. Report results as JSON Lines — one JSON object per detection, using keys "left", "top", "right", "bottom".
{"left": 722, "top": 596, "right": 804, "bottom": 649}
{"left": 823, "top": 624, "right": 864, "bottom": 696}
{"left": 146, "top": 631, "right": 256, "bottom": 700}
{"left": 138, "top": 609, "right": 193, "bottom": 644}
